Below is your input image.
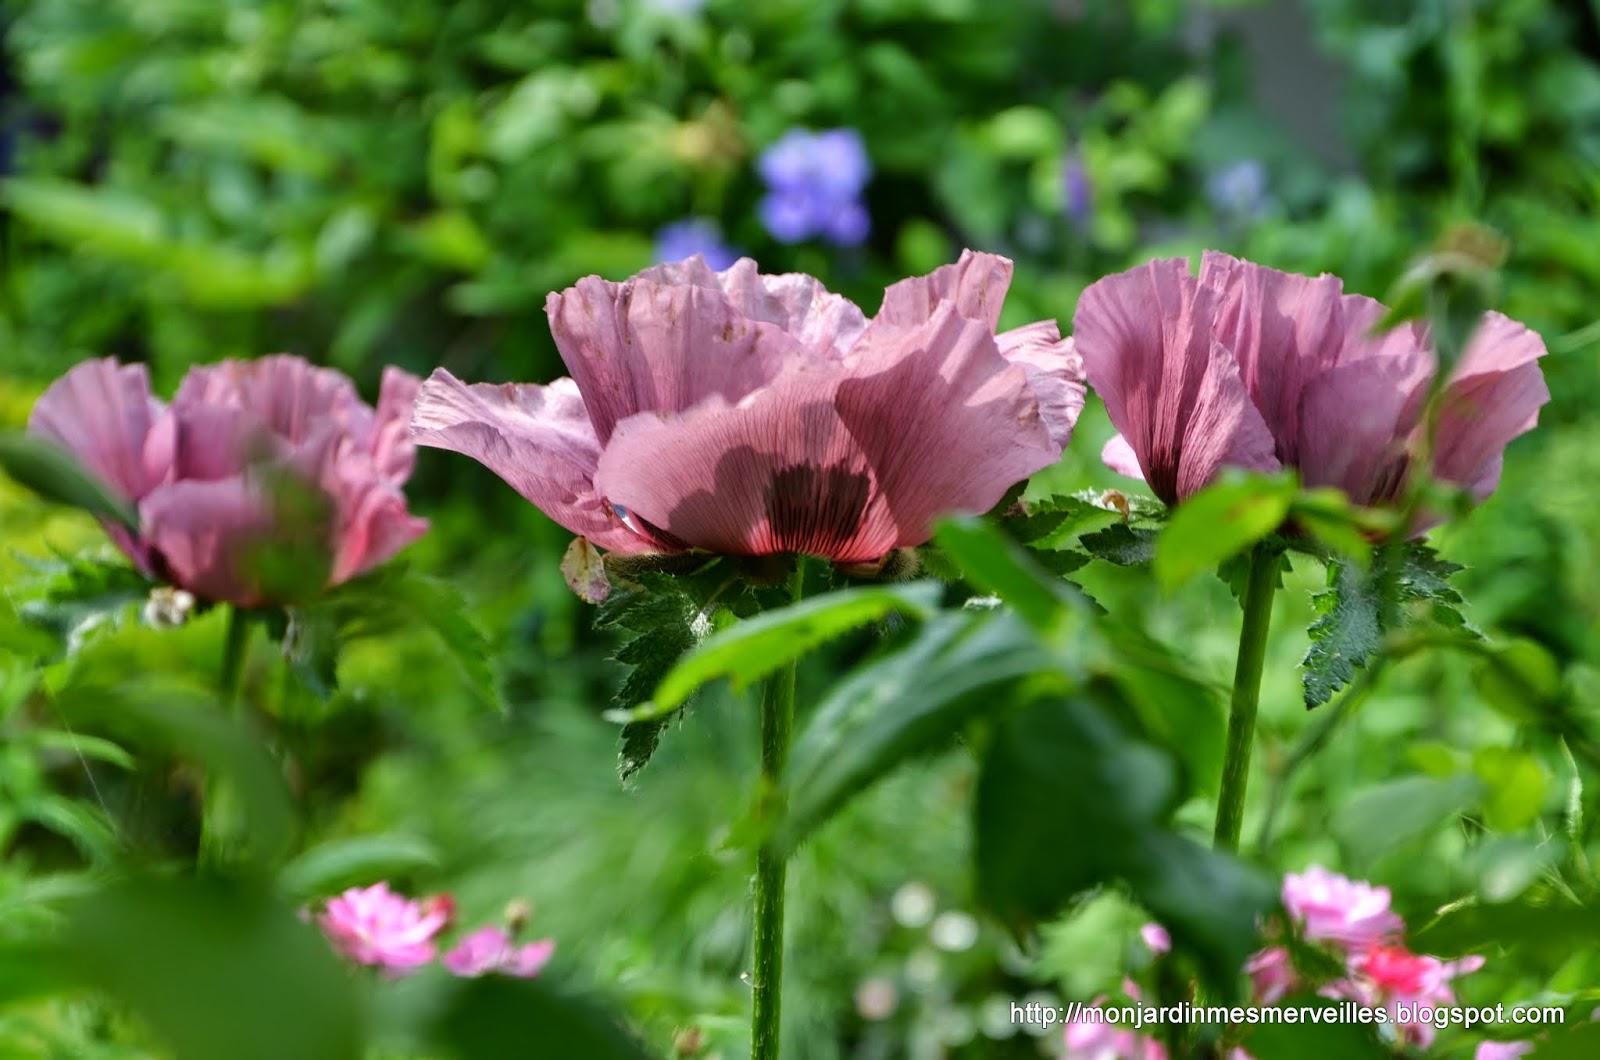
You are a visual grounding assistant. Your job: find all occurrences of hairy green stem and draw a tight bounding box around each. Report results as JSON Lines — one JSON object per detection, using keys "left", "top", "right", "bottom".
{"left": 751, "top": 563, "right": 804, "bottom": 1060}
{"left": 200, "top": 606, "right": 252, "bottom": 866}
{"left": 1213, "top": 544, "right": 1279, "bottom": 852}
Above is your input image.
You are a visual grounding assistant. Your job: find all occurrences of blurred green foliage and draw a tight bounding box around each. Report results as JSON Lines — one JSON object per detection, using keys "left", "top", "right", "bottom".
{"left": 5, "top": 0, "right": 1600, "bottom": 1058}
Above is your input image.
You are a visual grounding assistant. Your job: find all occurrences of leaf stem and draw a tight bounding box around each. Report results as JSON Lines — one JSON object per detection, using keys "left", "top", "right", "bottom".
{"left": 751, "top": 561, "right": 804, "bottom": 1060}
{"left": 200, "top": 605, "right": 252, "bottom": 867}
{"left": 1213, "top": 543, "right": 1279, "bottom": 852}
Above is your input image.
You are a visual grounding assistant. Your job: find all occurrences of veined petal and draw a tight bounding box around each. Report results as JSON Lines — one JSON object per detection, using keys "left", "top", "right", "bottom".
{"left": 996, "top": 322, "right": 1086, "bottom": 449}
{"left": 173, "top": 354, "right": 365, "bottom": 446}
{"left": 714, "top": 258, "right": 869, "bottom": 356}
{"left": 873, "top": 249, "right": 1014, "bottom": 331}
{"left": 1073, "top": 258, "right": 1279, "bottom": 504}
{"left": 1295, "top": 353, "right": 1431, "bottom": 506}
{"left": 27, "top": 357, "right": 169, "bottom": 503}
{"left": 1101, "top": 433, "right": 1145, "bottom": 481}
{"left": 544, "top": 269, "right": 807, "bottom": 444}
{"left": 1431, "top": 312, "right": 1550, "bottom": 500}
{"left": 411, "top": 368, "right": 645, "bottom": 552}
{"left": 371, "top": 366, "right": 422, "bottom": 481}
{"left": 138, "top": 477, "right": 275, "bottom": 606}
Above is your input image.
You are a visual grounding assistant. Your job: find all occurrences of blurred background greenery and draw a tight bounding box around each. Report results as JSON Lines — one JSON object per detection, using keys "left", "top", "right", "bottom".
{"left": 4, "top": 0, "right": 1600, "bottom": 1057}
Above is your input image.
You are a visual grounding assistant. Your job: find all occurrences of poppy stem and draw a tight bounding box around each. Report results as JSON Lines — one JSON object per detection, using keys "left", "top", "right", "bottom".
{"left": 751, "top": 561, "right": 805, "bottom": 1060}
{"left": 1213, "top": 543, "right": 1279, "bottom": 852}
{"left": 200, "top": 606, "right": 252, "bottom": 867}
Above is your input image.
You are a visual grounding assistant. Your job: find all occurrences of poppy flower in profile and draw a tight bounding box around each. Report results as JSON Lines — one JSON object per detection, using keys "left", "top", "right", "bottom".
{"left": 1073, "top": 252, "right": 1549, "bottom": 516}
{"left": 27, "top": 355, "right": 427, "bottom": 606}
{"left": 411, "top": 251, "right": 1083, "bottom": 564}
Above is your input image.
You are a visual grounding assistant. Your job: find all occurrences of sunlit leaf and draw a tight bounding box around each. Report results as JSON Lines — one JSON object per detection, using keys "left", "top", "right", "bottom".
{"left": 0, "top": 434, "right": 138, "bottom": 530}
{"left": 279, "top": 834, "right": 441, "bottom": 900}
{"left": 1154, "top": 472, "right": 1297, "bottom": 589}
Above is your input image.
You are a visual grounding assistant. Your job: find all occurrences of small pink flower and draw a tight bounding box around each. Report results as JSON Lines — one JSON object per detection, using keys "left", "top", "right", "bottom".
{"left": 1346, "top": 944, "right": 1486, "bottom": 1048}
{"left": 412, "top": 252, "right": 1082, "bottom": 564}
{"left": 1140, "top": 923, "right": 1171, "bottom": 956}
{"left": 1245, "top": 945, "right": 1297, "bottom": 1005}
{"left": 1063, "top": 996, "right": 1168, "bottom": 1060}
{"left": 1282, "top": 865, "right": 1405, "bottom": 951}
{"left": 442, "top": 925, "right": 556, "bottom": 978}
{"left": 28, "top": 356, "right": 426, "bottom": 605}
{"left": 317, "top": 882, "right": 451, "bottom": 974}
{"left": 1475, "top": 1042, "right": 1533, "bottom": 1060}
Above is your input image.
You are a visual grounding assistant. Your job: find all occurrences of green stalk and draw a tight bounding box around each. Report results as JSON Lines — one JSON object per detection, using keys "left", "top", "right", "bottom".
{"left": 751, "top": 562, "right": 804, "bottom": 1060}
{"left": 1213, "top": 544, "right": 1279, "bottom": 852}
{"left": 200, "top": 606, "right": 252, "bottom": 866}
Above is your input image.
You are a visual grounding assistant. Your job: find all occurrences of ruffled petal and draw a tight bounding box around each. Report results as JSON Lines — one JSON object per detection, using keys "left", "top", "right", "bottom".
{"left": 1295, "top": 353, "right": 1432, "bottom": 506}
{"left": 27, "top": 357, "right": 169, "bottom": 503}
{"left": 371, "top": 366, "right": 422, "bottom": 481}
{"left": 173, "top": 354, "right": 365, "bottom": 446}
{"left": 138, "top": 477, "right": 276, "bottom": 606}
{"left": 713, "top": 258, "right": 868, "bottom": 356}
{"left": 544, "top": 270, "right": 806, "bottom": 444}
{"left": 1101, "top": 433, "right": 1145, "bottom": 481}
{"left": 1430, "top": 312, "right": 1550, "bottom": 500}
{"left": 996, "top": 322, "right": 1086, "bottom": 449}
{"left": 594, "top": 304, "right": 1063, "bottom": 560}
{"left": 1073, "top": 258, "right": 1280, "bottom": 504}
{"left": 410, "top": 368, "right": 646, "bottom": 553}
{"left": 872, "top": 249, "right": 1013, "bottom": 331}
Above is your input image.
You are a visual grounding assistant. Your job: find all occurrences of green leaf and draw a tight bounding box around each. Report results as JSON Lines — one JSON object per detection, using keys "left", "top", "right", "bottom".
{"left": 55, "top": 682, "right": 297, "bottom": 865}
{"left": 1413, "top": 899, "right": 1600, "bottom": 963}
{"left": 782, "top": 609, "right": 1059, "bottom": 849}
{"left": 1472, "top": 748, "right": 1550, "bottom": 832}
{"left": 56, "top": 875, "right": 364, "bottom": 1060}
{"left": 634, "top": 581, "right": 941, "bottom": 721}
{"left": 12, "top": 552, "right": 150, "bottom": 654}
{"left": 278, "top": 834, "right": 442, "bottom": 900}
{"left": 1080, "top": 523, "right": 1159, "bottom": 566}
{"left": 317, "top": 565, "right": 499, "bottom": 710}
{"left": 1530, "top": 1016, "right": 1600, "bottom": 1058}
{"left": 973, "top": 694, "right": 1274, "bottom": 991}
{"left": 1154, "top": 472, "right": 1297, "bottom": 589}
{"left": 1331, "top": 773, "right": 1483, "bottom": 868}
{"left": 932, "top": 516, "right": 1086, "bottom": 634}
{"left": 1473, "top": 639, "right": 1563, "bottom": 725}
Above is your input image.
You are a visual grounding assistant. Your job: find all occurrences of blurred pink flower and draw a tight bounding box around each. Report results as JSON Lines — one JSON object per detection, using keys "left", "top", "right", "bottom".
{"left": 412, "top": 252, "right": 1082, "bottom": 563}
{"left": 28, "top": 356, "right": 426, "bottom": 605}
{"left": 1063, "top": 996, "right": 1168, "bottom": 1060}
{"left": 1140, "top": 922, "right": 1171, "bottom": 956}
{"left": 318, "top": 882, "right": 451, "bottom": 974}
{"left": 1341, "top": 944, "right": 1486, "bottom": 1048}
{"left": 1245, "top": 945, "right": 1296, "bottom": 1005}
{"left": 1474, "top": 1043, "right": 1533, "bottom": 1060}
{"left": 442, "top": 925, "right": 556, "bottom": 978}
{"left": 1073, "top": 252, "right": 1548, "bottom": 511}
{"left": 1282, "top": 865, "right": 1405, "bottom": 951}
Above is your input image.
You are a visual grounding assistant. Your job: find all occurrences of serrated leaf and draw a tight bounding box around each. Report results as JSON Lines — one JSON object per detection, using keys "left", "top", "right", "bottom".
{"left": 634, "top": 581, "right": 942, "bottom": 721}
{"left": 0, "top": 433, "right": 139, "bottom": 530}
{"left": 1081, "top": 523, "right": 1159, "bottom": 566}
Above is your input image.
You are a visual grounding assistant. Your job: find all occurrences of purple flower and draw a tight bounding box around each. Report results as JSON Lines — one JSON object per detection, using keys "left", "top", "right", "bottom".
{"left": 1063, "top": 151, "right": 1092, "bottom": 226}
{"left": 654, "top": 219, "right": 740, "bottom": 271}
{"left": 317, "top": 883, "right": 451, "bottom": 974}
{"left": 442, "top": 925, "right": 556, "bottom": 978}
{"left": 1207, "top": 160, "right": 1269, "bottom": 220}
{"left": 756, "top": 128, "right": 872, "bottom": 246}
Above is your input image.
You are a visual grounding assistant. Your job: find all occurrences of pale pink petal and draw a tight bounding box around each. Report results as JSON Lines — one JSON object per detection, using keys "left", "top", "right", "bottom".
{"left": 371, "top": 366, "right": 422, "bottom": 480}
{"left": 544, "top": 273, "right": 806, "bottom": 444}
{"left": 835, "top": 304, "right": 1064, "bottom": 546}
{"left": 173, "top": 355, "right": 364, "bottom": 446}
{"left": 1073, "top": 258, "right": 1280, "bottom": 504}
{"left": 873, "top": 249, "right": 1014, "bottom": 331}
{"left": 1431, "top": 312, "right": 1549, "bottom": 501}
{"left": 138, "top": 477, "right": 275, "bottom": 606}
{"left": 1101, "top": 433, "right": 1145, "bottom": 481}
{"left": 27, "top": 357, "right": 170, "bottom": 503}
{"left": 1294, "top": 352, "right": 1432, "bottom": 506}
{"left": 323, "top": 455, "right": 428, "bottom": 582}
{"left": 714, "top": 258, "right": 868, "bottom": 356}
{"left": 508, "top": 938, "right": 556, "bottom": 978}
{"left": 996, "top": 322, "right": 1086, "bottom": 449}
{"left": 410, "top": 368, "right": 646, "bottom": 553}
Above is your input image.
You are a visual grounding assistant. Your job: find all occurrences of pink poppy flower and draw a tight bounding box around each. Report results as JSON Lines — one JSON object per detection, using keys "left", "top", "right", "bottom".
{"left": 1281, "top": 865, "right": 1405, "bottom": 951}
{"left": 1073, "top": 252, "right": 1548, "bottom": 512}
{"left": 27, "top": 356, "right": 426, "bottom": 606}
{"left": 317, "top": 882, "right": 451, "bottom": 974}
{"left": 442, "top": 925, "right": 556, "bottom": 978}
{"left": 411, "top": 252, "right": 1082, "bottom": 563}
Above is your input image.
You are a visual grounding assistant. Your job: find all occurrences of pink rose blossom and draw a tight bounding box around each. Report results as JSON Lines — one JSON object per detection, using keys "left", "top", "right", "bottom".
{"left": 1140, "top": 923, "right": 1171, "bottom": 956}
{"left": 412, "top": 252, "right": 1082, "bottom": 563}
{"left": 442, "top": 925, "right": 556, "bottom": 978}
{"left": 1339, "top": 944, "right": 1487, "bottom": 1048}
{"left": 28, "top": 356, "right": 426, "bottom": 605}
{"left": 1281, "top": 865, "right": 1405, "bottom": 951}
{"left": 1475, "top": 1041, "right": 1534, "bottom": 1059}
{"left": 1063, "top": 996, "right": 1168, "bottom": 1060}
{"left": 1073, "top": 253, "right": 1548, "bottom": 514}
{"left": 317, "top": 882, "right": 451, "bottom": 974}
